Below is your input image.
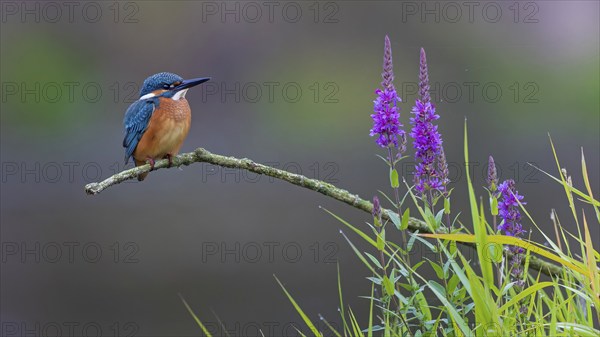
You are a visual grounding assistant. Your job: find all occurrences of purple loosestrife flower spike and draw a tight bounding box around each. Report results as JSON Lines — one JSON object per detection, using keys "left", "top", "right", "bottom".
{"left": 370, "top": 36, "right": 405, "bottom": 150}
{"left": 498, "top": 179, "right": 527, "bottom": 287}
{"left": 488, "top": 155, "right": 498, "bottom": 193}
{"left": 437, "top": 146, "right": 449, "bottom": 191}
{"left": 411, "top": 48, "right": 445, "bottom": 196}
{"left": 372, "top": 196, "right": 381, "bottom": 219}
{"left": 382, "top": 36, "right": 394, "bottom": 90}
{"left": 410, "top": 100, "right": 444, "bottom": 194}
{"left": 498, "top": 179, "right": 526, "bottom": 237}
{"left": 372, "top": 196, "right": 382, "bottom": 227}
{"left": 419, "top": 48, "right": 431, "bottom": 104}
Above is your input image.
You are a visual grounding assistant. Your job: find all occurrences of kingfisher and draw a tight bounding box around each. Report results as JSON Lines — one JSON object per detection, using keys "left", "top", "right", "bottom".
{"left": 123, "top": 72, "right": 210, "bottom": 181}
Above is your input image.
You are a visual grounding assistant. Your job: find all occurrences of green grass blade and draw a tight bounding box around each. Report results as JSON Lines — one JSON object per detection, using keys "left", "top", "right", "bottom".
{"left": 498, "top": 282, "right": 553, "bottom": 314}
{"left": 319, "top": 315, "right": 343, "bottom": 337}
{"left": 464, "top": 120, "right": 494, "bottom": 286}
{"left": 529, "top": 162, "right": 600, "bottom": 207}
{"left": 348, "top": 307, "right": 364, "bottom": 337}
{"left": 421, "top": 233, "right": 584, "bottom": 275}
{"left": 580, "top": 148, "right": 600, "bottom": 222}
{"left": 322, "top": 207, "right": 378, "bottom": 248}
{"left": 340, "top": 231, "right": 378, "bottom": 275}
{"left": 549, "top": 136, "right": 582, "bottom": 226}
{"left": 179, "top": 294, "right": 213, "bottom": 337}
{"left": 274, "top": 275, "right": 322, "bottom": 337}
{"left": 418, "top": 277, "right": 470, "bottom": 335}
{"left": 553, "top": 323, "right": 600, "bottom": 337}
{"left": 367, "top": 282, "right": 374, "bottom": 337}
{"left": 336, "top": 263, "right": 351, "bottom": 337}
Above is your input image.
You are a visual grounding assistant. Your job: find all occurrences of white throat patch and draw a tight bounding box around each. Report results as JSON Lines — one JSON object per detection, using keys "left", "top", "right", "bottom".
{"left": 172, "top": 89, "right": 188, "bottom": 100}
{"left": 139, "top": 92, "right": 156, "bottom": 100}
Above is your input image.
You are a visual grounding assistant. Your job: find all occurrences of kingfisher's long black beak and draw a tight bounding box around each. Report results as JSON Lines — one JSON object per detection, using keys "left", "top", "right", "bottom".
{"left": 174, "top": 77, "right": 211, "bottom": 91}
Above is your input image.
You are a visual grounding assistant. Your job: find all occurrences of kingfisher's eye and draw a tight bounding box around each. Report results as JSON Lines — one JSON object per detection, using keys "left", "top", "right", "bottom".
{"left": 162, "top": 84, "right": 170, "bottom": 89}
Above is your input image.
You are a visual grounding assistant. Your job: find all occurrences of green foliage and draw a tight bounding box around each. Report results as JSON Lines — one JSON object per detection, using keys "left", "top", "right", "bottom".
{"left": 179, "top": 294, "right": 213, "bottom": 337}
{"left": 390, "top": 169, "right": 400, "bottom": 189}
{"left": 180, "top": 130, "right": 598, "bottom": 336}
{"left": 272, "top": 124, "right": 599, "bottom": 337}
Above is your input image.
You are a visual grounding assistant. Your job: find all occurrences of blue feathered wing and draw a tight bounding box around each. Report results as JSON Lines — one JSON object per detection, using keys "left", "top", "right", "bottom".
{"left": 122, "top": 98, "right": 157, "bottom": 164}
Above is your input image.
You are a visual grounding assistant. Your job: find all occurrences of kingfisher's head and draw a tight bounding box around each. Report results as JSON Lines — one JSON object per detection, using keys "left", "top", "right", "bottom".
{"left": 139, "top": 72, "right": 210, "bottom": 100}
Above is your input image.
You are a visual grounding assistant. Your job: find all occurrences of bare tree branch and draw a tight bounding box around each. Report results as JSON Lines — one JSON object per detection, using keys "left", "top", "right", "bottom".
{"left": 84, "top": 147, "right": 563, "bottom": 276}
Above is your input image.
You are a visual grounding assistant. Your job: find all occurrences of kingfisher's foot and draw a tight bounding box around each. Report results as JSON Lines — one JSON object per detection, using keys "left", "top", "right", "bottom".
{"left": 145, "top": 157, "right": 156, "bottom": 170}
{"left": 166, "top": 154, "right": 173, "bottom": 168}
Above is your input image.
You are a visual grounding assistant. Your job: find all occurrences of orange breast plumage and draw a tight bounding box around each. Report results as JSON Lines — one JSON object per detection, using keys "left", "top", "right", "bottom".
{"left": 133, "top": 97, "right": 191, "bottom": 167}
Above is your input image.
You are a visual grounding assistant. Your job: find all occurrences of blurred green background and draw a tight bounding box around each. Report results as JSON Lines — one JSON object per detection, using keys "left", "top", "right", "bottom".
{"left": 1, "top": 1, "right": 598, "bottom": 336}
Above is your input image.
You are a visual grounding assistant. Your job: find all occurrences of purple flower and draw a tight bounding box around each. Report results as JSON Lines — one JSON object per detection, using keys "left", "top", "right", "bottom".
{"left": 498, "top": 179, "right": 526, "bottom": 237}
{"left": 371, "top": 89, "right": 404, "bottom": 148}
{"left": 382, "top": 36, "right": 394, "bottom": 91}
{"left": 498, "top": 179, "right": 527, "bottom": 287}
{"left": 372, "top": 195, "right": 381, "bottom": 220}
{"left": 370, "top": 36, "right": 405, "bottom": 150}
{"left": 372, "top": 195, "right": 382, "bottom": 227}
{"left": 487, "top": 156, "right": 498, "bottom": 193}
{"left": 410, "top": 48, "right": 447, "bottom": 196}
{"left": 410, "top": 100, "right": 444, "bottom": 194}
{"left": 437, "top": 146, "right": 449, "bottom": 192}
{"left": 419, "top": 48, "right": 431, "bottom": 104}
